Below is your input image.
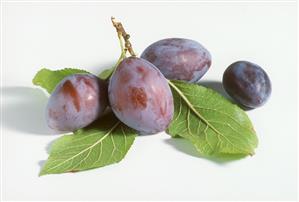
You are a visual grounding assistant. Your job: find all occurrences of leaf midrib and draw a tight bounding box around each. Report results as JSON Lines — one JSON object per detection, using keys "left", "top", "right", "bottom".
{"left": 168, "top": 81, "right": 252, "bottom": 154}
{"left": 168, "top": 81, "right": 223, "bottom": 135}
{"left": 40, "top": 121, "right": 120, "bottom": 174}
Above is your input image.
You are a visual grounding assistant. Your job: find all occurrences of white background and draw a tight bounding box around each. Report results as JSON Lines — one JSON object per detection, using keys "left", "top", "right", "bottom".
{"left": 1, "top": 2, "right": 297, "bottom": 201}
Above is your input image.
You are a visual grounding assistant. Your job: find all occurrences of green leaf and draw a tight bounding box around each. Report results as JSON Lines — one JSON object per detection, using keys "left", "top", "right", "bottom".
{"left": 98, "top": 67, "right": 114, "bottom": 80}
{"left": 32, "top": 68, "right": 89, "bottom": 94}
{"left": 40, "top": 112, "right": 137, "bottom": 176}
{"left": 167, "top": 80, "right": 258, "bottom": 158}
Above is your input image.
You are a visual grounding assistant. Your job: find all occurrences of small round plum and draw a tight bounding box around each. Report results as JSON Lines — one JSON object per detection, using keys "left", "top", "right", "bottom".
{"left": 141, "top": 38, "right": 211, "bottom": 82}
{"left": 222, "top": 61, "right": 271, "bottom": 108}
{"left": 46, "top": 74, "right": 108, "bottom": 132}
{"left": 108, "top": 57, "right": 174, "bottom": 134}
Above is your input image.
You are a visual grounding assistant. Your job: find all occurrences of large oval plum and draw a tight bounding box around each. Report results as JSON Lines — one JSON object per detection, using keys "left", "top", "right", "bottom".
{"left": 46, "top": 74, "right": 108, "bottom": 132}
{"left": 223, "top": 61, "right": 271, "bottom": 108}
{"left": 108, "top": 57, "right": 174, "bottom": 134}
{"left": 141, "top": 38, "right": 211, "bottom": 82}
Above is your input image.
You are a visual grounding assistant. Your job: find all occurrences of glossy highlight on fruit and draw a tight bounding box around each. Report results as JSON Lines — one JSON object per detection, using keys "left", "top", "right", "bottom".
{"left": 223, "top": 61, "right": 271, "bottom": 108}
{"left": 108, "top": 57, "right": 174, "bottom": 134}
{"left": 46, "top": 74, "right": 108, "bottom": 132}
{"left": 141, "top": 38, "right": 211, "bottom": 82}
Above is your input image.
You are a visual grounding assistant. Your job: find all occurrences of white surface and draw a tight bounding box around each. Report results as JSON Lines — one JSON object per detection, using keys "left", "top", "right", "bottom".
{"left": 1, "top": 2, "right": 297, "bottom": 201}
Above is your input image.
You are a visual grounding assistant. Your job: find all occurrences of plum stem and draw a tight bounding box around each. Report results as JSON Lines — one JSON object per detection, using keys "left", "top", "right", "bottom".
{"left": 111, "top": 17, "right": 136, "bottom": 57}
{"left": 98, "top": 17, "right": 136, "bottom": 80}
{"left": 112, "top": 33, "right": 126, "bottom": 71}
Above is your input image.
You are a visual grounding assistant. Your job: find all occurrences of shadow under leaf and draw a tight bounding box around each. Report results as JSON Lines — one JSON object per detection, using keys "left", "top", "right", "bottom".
{"left": 198, "top": 80, "right": 232, "bottom": 100}
{"left": 164, "top": 137, "right": 248, "bottom": 164}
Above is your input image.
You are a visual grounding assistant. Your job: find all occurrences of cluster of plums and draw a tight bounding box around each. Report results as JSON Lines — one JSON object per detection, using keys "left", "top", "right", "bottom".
{"left": 46, "top": 38, "right": 271, "bottom": 133}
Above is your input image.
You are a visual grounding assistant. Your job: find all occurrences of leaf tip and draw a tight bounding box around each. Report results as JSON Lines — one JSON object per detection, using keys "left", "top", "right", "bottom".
{"left": 39, "top": 162, "right": 50, "bottom": 176}
{"left": 249, "top": 151, "right": 255, "bottom": 156}
{"left": 38, "top": 169, "right": 47, "bottom": 177}
{"left": 32, "top": 68, "right": 50, "bottom": 85}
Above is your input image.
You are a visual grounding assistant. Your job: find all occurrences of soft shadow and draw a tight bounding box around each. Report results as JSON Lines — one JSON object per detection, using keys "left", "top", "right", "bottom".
{"left": 38, "top": 139, "right": 57, "bottom": 169}
{"left": 38, "top": 160, "right": 46, "bottom": 168}
{"left": 165, "top": 138, "right": 201, "bottom": 158}
{"left": 1, "top": 86, "right": 54, "bottom": 135}
{"left": 164, "top": 138, "right": 247, "bottom": 164}
{"left": 239, "top": 105, "right": 254, "bottom": 111}
{"left": 198, "top": 80, "right": 232, "bottom": 100}
{"left": 45, "top": 139, "right": 56, "bottom": 154}
{"left": 198, "top": 81, "right": 253, "bottom": 111}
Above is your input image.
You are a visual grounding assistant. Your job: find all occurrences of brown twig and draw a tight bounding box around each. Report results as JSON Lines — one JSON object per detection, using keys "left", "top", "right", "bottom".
{"left": 111, "top": 17, "right": 136, "bottom": 57}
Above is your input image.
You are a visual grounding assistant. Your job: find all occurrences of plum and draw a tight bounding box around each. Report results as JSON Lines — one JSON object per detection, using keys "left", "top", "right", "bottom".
{"left": 108, "top": 57, "right": 174, "bottom": 134}
{"left": 141, "top": 38, "right": 211, "bottom": 82}
{"left": 223, "top": 61, "right": 271, "bottom": 108}
{"left": 46, "top": 74, "right": 108, "bottom": 132}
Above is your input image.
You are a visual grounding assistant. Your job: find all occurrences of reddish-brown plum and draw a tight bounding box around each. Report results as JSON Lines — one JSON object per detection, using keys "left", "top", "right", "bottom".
{"left": 108, "top": 57, "right": 174, "bottom": 134}
{"left": 141, "top": 38, "right": 211, "bottom": 82}
{"left": 46, "top": 74, "right": 108, "bottom": 132}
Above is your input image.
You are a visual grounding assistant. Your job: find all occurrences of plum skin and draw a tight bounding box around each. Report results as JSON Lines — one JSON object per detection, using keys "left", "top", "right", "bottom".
{"left": 46, "top": 74, "right": 108, "bottom": 132}
{"left": 222, "top": 61, "right": 271, "bottom": 108}
{"left": 141, "top": 38, "right": 211, "bottom": 82}
{"left": 108, "top": 57, "right": 174, "bottom": 134}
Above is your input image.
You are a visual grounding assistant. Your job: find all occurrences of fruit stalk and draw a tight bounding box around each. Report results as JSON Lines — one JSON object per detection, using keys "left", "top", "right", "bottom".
{"left": 111, "top": 17, "right": 136, "bottom": 57}
{"left": 102, "top": 17, "right": 137, "bottom": 79}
